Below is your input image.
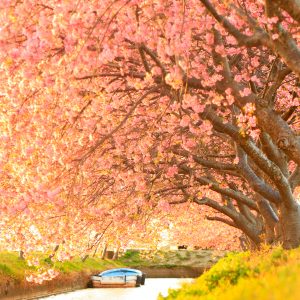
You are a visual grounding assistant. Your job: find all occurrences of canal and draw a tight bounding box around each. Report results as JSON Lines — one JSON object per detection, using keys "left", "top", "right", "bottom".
{"left": 41, "top": 278, "right": 193, "bottom": 300}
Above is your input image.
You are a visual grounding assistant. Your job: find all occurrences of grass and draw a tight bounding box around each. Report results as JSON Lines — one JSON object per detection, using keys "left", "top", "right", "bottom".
{"left": 0, "top": 251, "right": 125, "bottom": 282}
{"left": 53, "top": 256, "right": 123, "bottom": 273}
{"left": 118, "top": 249, "right": 143, "bottom": 265}
{"left": 159, "top": 246, "right": 300, "bottom": 300}
{"left": 118, "top": 249, "right": 220, "bottom": 267}
{"left": 0, "top": 251, "right": 35, "bottom": 281}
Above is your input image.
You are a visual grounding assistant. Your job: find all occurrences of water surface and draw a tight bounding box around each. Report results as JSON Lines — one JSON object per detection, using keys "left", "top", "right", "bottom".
{"left": 42, "top": 278, "right": 193, "bottom": 300}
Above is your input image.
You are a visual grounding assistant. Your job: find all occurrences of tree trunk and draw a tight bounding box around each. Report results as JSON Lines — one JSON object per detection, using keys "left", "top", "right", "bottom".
{"left": 19, "top": 250, "right": 25, "bottom": 260}
{"left": 265, "top": 225, "right": 276, "bottom": 244}
{"left": 81, "top": 254, "right": 89, "bottom": 262}
{"left": 236, "top": 216, "right": 262, "bottom": 249}
{"left": 256, "top": 197, "right": 278, "bottom": 244}
{"left": 101, "top": 243, "right": 108, "bottom": 260}
{"left": 112, "top": 246, "right": 120, "bottom": 260}
{"left": 279, "top": 203, "right": 300, "bottom": 249}
{"left": 49, "top": 244, "right": 59, "bottom": 260}
{"left": 239, "top": 235, "right": 249, "bottom": 250}
{"left": 92, "top": 242, "right": 100, "bottom": 257}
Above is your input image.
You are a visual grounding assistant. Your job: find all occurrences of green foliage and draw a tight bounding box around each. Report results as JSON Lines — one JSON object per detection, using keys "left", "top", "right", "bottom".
{"left": 158, "top": 252, "right": 251, "bottom": 299}
{"left": 43, "top": 257, "right": 53, "bottom": 265}
{"left": 159, "top": 247, "right": 300, "bottom": 300}
{"left": 160, "top": 246, "right": 300, "bottom": 300}
{"left": 120, "top": 250, "right": 140, "bottom": 260}
{"left": 204, "top": 252, "right": 251, "bottom": 290}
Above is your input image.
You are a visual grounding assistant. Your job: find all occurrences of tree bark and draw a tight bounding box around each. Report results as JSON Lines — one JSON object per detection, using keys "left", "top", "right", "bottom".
{"left": 19, "top": 250, "right": 25, "bottom": 260}
{"left": 81, "top": 254, "right": 89, "bottom": 262}
{"left": 92, "top": 242, "right": 100, "bottom": 257}
{"left": 112, "top": 246, "right": 120, "bottom": 260}
{"left": 101, "top": 243, "right": 108, "bottom": 260}
{"left": 279, "top": 202, "right": 300, "bottom": 249}
{"left": 49, "top": 245, "right": 59, "bottom": 260}
{"left": 239, "top": 234, "right": 260, "bottom": 250}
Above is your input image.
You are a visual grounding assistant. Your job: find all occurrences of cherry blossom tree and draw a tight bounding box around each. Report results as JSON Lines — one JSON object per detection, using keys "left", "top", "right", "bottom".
{"left": 0, "top": 0, "right": 300, "bottom": 261}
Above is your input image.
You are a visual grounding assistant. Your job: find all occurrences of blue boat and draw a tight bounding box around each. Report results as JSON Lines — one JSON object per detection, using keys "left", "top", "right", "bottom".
{"left": 91, "top": 268, "right": 146, "bottom": 288}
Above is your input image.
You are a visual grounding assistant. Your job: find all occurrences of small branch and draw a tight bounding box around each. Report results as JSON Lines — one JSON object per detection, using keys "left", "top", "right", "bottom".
{"left": 138, "top": 47, "right": 151, "bottom": 73}
{"left": 78, "top": 87, "right": 159, "bottom": 162}
{"left": 75, "top": 72, "right": 145, "bottom": 80}
{"left": 139, "top": 43, "right": 167, "bottom": 76}
{"left": 169, "top": 199, "right": 188, "bottom": 205}
{"left": 282, "top": 106, "right": 298, "bottom": 121}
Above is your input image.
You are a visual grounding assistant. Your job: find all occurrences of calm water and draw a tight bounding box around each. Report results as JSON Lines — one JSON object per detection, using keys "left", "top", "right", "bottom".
{"left": 41, "top": 278, "right": 193, "bottom": 300}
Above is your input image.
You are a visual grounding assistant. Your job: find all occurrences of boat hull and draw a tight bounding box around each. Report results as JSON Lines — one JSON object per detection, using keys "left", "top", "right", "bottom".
{"left": 92, "top": 280, "right": 137, "bottom": 288}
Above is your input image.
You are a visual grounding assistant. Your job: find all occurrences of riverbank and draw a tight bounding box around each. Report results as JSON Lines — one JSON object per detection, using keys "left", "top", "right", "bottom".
{"left": 1, "top": 270, "right": 92, "bottom": 300}
{"left": 0, "top": 252, "right": 123, "bottom": 300}
{"left": 160, "top": 246, "right": 300, "bottom": 300}
{"left": 0, "top": 250, "right": 223, "bottom": 300}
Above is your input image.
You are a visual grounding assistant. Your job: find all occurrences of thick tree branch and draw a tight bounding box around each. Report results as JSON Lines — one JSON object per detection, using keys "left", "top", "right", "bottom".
{"left": 201, "top": 0, "right": 300, "bottom": 77}
{"left": 172, "top": 147, "right": 237, "bottom": 171}
{"left": 75, "top": 71, "right": 206, "bottom": 91}
{"left": 179, "top": 164, "right": 258, "bottom": 211}
{"left": 264, "top": 67, "right": 292, "bottom": 106}
{"left": 206, "top": 215, "right": 238, "bottom": 228}
{"left": 194, "top": 196, "right": 261, "bottom": 244}
{"left": 193, "top": 196, "right": 239, "bottom": 221}
{"left": 237, "top": 147, "right": 281, "bottom": 203}
{"left": 199, "top": 0, "right": 270, "bottom": 47}
{"left": 260, "top": 132, "right": 288, "bottom": 177}
{"left": 256, "top": 107, "right": 300, "bottom": 167}
{"left": 236, "top": 202, "right": 258, "bottom": 225}
{"left": 204, "top": 109, "right": 295, "bottom": 208}
{"left": 256, "top": 195, "right": 279, "bottom": 225}
{"left": 266, "top": 0, "right": 300, "bottom": 77}
{"left": 272, "top": 0, "right": 300, "bottom": 24}
{"left": 289, "top": 166, "right": 300, "bottom": 191}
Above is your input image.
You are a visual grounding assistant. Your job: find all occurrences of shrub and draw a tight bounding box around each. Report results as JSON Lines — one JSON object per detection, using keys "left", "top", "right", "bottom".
{"left": 160, "top": 246, "right": 300, "bottom": 300}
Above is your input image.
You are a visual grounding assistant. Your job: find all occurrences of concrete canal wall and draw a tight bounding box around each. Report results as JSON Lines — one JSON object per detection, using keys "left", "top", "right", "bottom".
{"left": 0, "top": 266, "right": 207, "bottom": 300}
{"left": 138, "top": 266, "right": 206, "bottom": 278}
{"left": 0, "top": 271, "right": 91, "bottom": 300}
